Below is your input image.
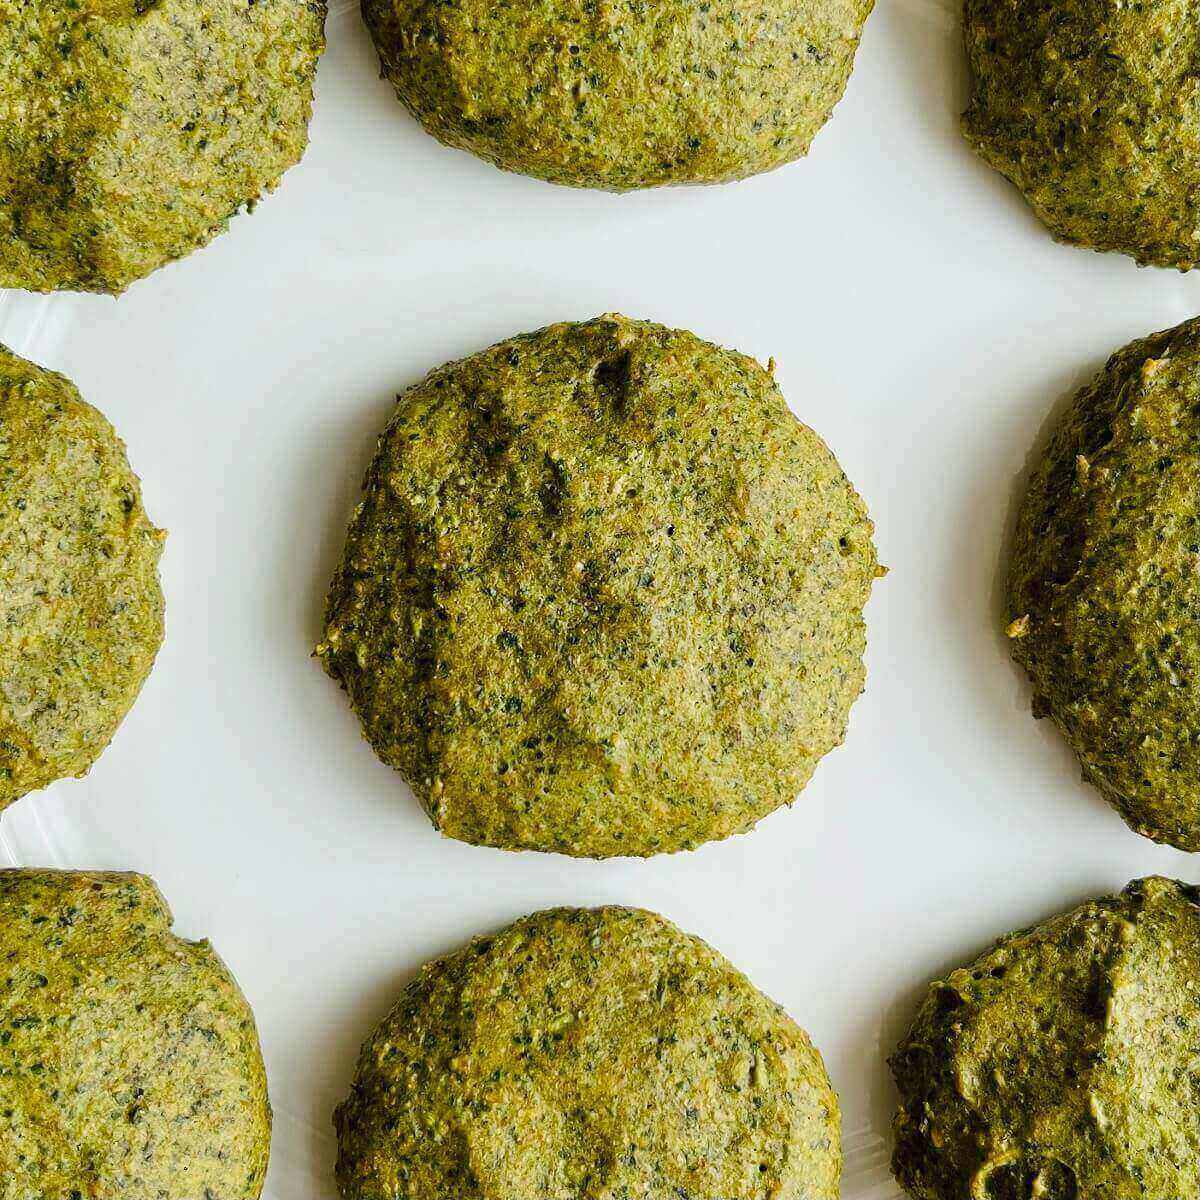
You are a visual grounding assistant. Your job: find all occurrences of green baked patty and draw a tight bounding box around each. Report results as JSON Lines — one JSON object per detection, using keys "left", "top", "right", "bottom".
{"left": 0, "top": 870, "right": 271, "bottom": 1200}
{"left": 891, "top": 877, "right": 1200, "bottom": 1200}
{"left": 0, "top": 345, "right": 164, "bottom": 812}
{"left": 318, "top": 315, "right": 879, "bottom": 858}
{"left": 1007, "top": 317, "right": 1200, "bottom": 850}
{"left": 0, "top": 0, "right": 326, "bottom": 295}
{"left": 335, "top": 906, "right": 840, "bottom": 1200}
{"left": 963, "top": 0, "right": 1200, "bottom": 268}
{"left": 361, "top": 0, "right": 875, "bottom": 191}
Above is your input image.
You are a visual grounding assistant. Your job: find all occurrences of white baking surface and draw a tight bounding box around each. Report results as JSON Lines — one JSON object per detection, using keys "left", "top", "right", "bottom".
{"left": 3, "top": 0, "right": 1200, "bottom": 1195}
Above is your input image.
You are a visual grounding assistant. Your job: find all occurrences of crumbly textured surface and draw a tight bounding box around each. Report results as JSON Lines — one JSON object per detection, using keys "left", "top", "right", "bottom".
{"left": 335, "top": 906, "right": 840, "bottom": 1200}
{"left": 0, "top": 870, "right": 272, "bottom": 1200}
{"left": 361, "top": 0, "right": 874, "bottom": 191}
{"left": 0, "top": 0, "right": 326, "bottom": 294}
{"left": 891, "top": 877, "right": 1200, "bottom": 1200}
{"left": 1007, "top": 318, "right": 1200, "bottom": 850}
{"left": 0, "top": 346, "right": 164, "bottom": 812}
{"left": 319, "top": 315, "right": 878, "bottom": 858}
{"left": 963, "top": 0, "right": 1200, "bottom": 268}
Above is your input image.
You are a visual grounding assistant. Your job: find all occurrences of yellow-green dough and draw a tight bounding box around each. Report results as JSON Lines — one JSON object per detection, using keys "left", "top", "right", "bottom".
{"left": 319, "top": 315, "right": 878, "bottom": 857}
{"left": 1008, "top": 317, "right": 1200, "bottom": 849}
{"left": 0, "top": 870, "right": 271, "bottom": 1200}
{"left": 892, "top": 878, "right": 1200, "bottom": 1200}
{"left": 0, "top": 345, "right": 164, "bottom": 812}
{"left": 362, "top": 0, "right": 875, "bottom": 190}
{"left": 335, "top": 906, "right": 840, "bottom": 1200}
{"left": 0, "top": 0, "right": 326, "bottom": 294}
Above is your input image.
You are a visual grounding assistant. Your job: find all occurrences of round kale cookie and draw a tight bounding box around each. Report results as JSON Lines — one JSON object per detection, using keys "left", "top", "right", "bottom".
{"left": 318, "top": 315, "right": 878, "bottom": 858}
{"left": 963, "top": 0, "right": 1200, "bottom": 268}
{"left": 0, "top": 0, "right": 326, "bottom": 295}
{"left": 335, "top": 906, "right": 840, "bottom": 1200}
{"left": 1007, "top": 318, "right": 1200, "bottom": 850}
{"left": 891, "top": 877, "right": 1200, "bottom": 1200}
{"left": 0, "top": 345, "right": 164, "bottom": 812}
{"left": 0, "top": 870, "right": 271, "bottom": 1199}
{"left": 361, "top": 0, "right": 875, "bottom": 191}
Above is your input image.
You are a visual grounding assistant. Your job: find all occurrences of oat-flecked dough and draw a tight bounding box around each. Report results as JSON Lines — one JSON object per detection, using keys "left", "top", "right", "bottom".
{"left": 0, "top": 0, "right": 327, "bottom": 295}
{"left": 0, "top": 870, "right": 272, "bottom": 1200}
{"left": 361, "top": 0, "right": 875, "bottom": 191}
{"left": 891, "top": 877, "right": 1200, "bottom": 1200}
{"left": 335, "top": 906, "right": 840, "bottom": 1200}
{"left": 0, "top": 346, "right": 164, "bottom": 812}
{"left": 1007, "top": 318, "right": 1200, "bottom": 851}
{"left": 318, "top": 315, "right": 879, "bottom": 858}
{"left": 963, "top": 0, "right": 1200, "bottom": 268}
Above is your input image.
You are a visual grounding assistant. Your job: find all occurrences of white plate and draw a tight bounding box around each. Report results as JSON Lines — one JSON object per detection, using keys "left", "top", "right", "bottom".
{"left": 3, "top": 1, "right": 1200, "bottom": 1196}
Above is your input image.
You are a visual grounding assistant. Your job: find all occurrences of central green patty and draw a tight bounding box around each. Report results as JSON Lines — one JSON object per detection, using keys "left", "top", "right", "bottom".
{"left": 891, "top": 877, "right": 1200, "bottom": 1200}
{"left": 0, "top": 345, "right": 164, "bottom": 812}
{"left": 0, "top": 0, "right": 326, "bottom": 294}
{"left": 1007, "top": 317, "right": 1200, "bottom": 850}
{"left": 963, "top": 0, "right": 1200, "bottom": 268}
{"left": 0, "top": 870, "right": 271, "bottom": 1200}
{"left": 361, "top": 0, "right": 875, "bottom": 190}
{"left": 335, "top": 906, "right": 840, "bottom": 1200}
{"left": 319, "top": 315, "right": 878, "bottom": 858}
